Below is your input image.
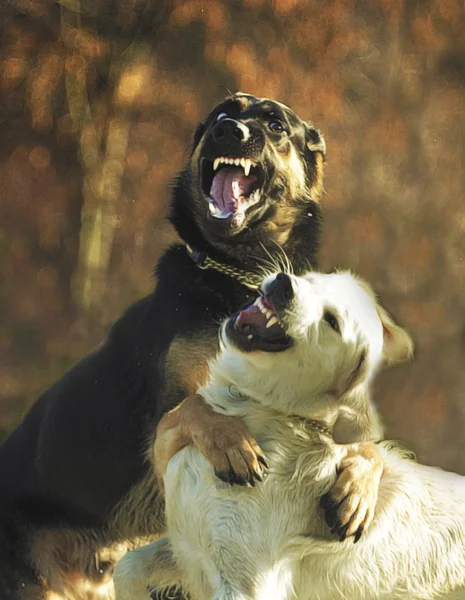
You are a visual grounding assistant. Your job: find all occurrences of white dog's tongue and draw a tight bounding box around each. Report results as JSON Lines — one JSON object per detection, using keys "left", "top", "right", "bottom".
{"left": 210, "top": 167, "right": 257, "bottom": 217}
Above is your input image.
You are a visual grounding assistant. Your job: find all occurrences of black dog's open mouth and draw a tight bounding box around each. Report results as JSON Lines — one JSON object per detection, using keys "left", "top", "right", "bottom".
{"left": 201, "top": 157, "right": 264, "bottom": 225}
{"left": 225, "top": 295, "right": 292, "bottom": 352}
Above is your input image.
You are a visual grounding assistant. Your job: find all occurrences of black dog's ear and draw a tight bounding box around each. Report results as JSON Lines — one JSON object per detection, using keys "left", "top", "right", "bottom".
{"left": 191, "top": 122, "right": 206, "bottom": 154}
{"left": 305, "top": 124, "right": 326, "bottom": 159}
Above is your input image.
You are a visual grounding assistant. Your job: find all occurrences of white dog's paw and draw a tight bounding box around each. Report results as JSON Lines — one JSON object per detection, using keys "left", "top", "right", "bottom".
{"left": 320, "top": 442, "right": 383, "bottom": 543}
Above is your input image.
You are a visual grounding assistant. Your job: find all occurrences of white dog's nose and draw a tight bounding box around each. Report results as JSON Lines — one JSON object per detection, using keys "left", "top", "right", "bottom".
{"left": 266, "top": 273, "right": 294, "bottom": 311}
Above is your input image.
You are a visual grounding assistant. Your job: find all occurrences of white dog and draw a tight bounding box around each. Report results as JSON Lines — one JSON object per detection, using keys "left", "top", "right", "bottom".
{"left": 114, "top": 270, "right": 465, "bottom": 600}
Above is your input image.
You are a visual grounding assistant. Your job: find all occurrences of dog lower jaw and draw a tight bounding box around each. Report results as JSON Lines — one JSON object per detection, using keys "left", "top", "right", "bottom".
{"left": 206, "top": 188, "right": 263, "bottom": 230}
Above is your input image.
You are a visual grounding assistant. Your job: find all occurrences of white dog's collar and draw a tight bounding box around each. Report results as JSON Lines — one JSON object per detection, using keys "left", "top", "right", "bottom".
{"left": 227, "top": 385, "right": 332, "bottom": 439}
{"left": 228, "top": 385, "right": 246, "bottom": 400}
{"left": 290, "top": 415, "right": 333, "bottom": 438}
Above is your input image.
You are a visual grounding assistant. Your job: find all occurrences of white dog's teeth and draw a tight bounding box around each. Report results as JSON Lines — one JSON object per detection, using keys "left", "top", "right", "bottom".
{"left": 266, "top": 310, "right": 273, "bottom": 319}
{"left": 234, "top": 158, "right": 240, "bottom": 166}
{"left": 247, "top": 334, "right": 253, "bottom": 339}
{"left": 243, "top": 159, "right": 251, "bottom": 176}
{"left": 213, "top": 158, "right": 221, "bottom": 171}
{"left": 266, "top": 316, "right": 278, "bottom": 328}
{"left": 208, "top": 202, "right": 216, "bottom": 215}
{"left": 253, "top": 298, "right": 261, "bottom": 306}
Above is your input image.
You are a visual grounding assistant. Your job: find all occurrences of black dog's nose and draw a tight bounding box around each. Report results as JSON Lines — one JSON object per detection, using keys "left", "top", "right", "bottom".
{"left": 212, "top": 118, "right": 249, "bottom": 143}
{"left": 267, "top": 273, "right": 294, "bottom": 311}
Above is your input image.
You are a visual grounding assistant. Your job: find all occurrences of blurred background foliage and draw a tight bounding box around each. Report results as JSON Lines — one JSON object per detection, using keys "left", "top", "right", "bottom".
{"left": 0, "top": 0, "right": 464, "bottom": 471}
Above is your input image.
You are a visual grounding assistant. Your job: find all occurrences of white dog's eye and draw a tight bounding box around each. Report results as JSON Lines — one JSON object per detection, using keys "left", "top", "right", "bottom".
{"left": 216, "top": 112, "right": 228, "bottom": 121}
{"left": 323, "top": 311, "right": 340, "bottom": 334}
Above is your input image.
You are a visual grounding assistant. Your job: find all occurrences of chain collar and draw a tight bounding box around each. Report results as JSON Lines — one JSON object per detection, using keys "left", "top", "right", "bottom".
{"left": 289, "top": 414, "right": 333, "bottom": 438}
{"left": 227, "top": 385, "right": 333, "bottom": 439}
{"left": 185, "top": 244, "right": 263, "bottom": 291}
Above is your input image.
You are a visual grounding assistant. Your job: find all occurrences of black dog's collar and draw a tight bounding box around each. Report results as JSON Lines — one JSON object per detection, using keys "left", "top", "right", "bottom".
{"left": 185, "top": 244, "right": 263, "bottom": 291}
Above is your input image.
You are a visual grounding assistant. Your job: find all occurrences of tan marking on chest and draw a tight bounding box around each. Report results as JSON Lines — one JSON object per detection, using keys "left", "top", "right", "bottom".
{"left": 165, "top": 333, "right": 219, "bottom": 396}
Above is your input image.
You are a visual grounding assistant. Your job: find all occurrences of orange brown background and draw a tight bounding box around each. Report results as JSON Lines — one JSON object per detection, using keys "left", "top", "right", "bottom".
{"left": 0, "top": 0, "right": 464, "bottom": 472}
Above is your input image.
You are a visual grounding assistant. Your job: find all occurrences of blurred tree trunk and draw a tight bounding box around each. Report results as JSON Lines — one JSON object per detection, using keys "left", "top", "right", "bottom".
{"left": 57, "top": 0, "right": 171, "bottom": 315}
{"left": 60, "top": 3, "right": 127, "bottom": 313}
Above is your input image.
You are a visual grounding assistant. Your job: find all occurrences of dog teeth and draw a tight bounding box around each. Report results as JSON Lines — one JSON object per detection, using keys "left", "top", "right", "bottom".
{"left": 247, "top": 334, "right": 253, "bottom": 339}
{"left": 208, "top": 201, "right": 232, "bottom": 219}
{"left": 254, "top": 297, "right": 281, "bottom": 328}
{"left": 212, "top": 157, "right": 255, "bottom": 176}
{"left": 266, "top": 316, "right": 278, "bottom": 328}
{"left": 242, "top": 158, "right": 252, "bottom": 176}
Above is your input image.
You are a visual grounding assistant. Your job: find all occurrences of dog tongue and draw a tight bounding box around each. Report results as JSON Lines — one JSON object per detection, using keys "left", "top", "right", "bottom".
{"left": 235, "top": 305, "right": 267, "bottom": 331}
{"left": 210, "top": 167, "right": 257, "bottom": 214}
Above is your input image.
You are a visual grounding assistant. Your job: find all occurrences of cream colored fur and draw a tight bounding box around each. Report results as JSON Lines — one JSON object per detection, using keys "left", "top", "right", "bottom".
{"left": 114, "top": 271, "right": 465, "bottom": 600}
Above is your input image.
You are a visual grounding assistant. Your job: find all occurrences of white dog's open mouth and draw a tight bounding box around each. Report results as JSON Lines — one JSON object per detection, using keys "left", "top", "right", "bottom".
{"left": 225, "top": 295, "right": 292, "bottom": 352}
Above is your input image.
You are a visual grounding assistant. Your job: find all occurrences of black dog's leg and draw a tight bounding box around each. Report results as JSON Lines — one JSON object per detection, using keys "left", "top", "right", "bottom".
{"left": 0, "top": 509, "right": 44, "bottom": 600}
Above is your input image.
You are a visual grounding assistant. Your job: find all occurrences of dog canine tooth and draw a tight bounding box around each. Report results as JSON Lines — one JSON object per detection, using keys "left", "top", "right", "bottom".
{"left": 213, "top": 158, "right": 221, "bottom": 171}
{"left": 244, "top": 159, "right": 252, "bottom": 177}
{"left": 266, "top": 310, "right": 273, "bottom": 320}
{"left": 266, "top": 316, "right": 278, "bottom": 328}
{"left": 208, "top": 202, "right": 216, "bottom": 215}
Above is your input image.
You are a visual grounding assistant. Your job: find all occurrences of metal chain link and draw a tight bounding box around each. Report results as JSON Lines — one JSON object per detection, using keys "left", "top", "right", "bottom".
{"left": 186, "top": 245, "right": 262, "bottom": 290}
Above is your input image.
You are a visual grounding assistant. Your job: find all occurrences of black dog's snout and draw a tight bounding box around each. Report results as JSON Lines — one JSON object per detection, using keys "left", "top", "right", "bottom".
{"left": 212, "top": 118, "right": 248, "bottom": 143}
{"left": 267, "top": 273, "right": 294, "bottom": 311}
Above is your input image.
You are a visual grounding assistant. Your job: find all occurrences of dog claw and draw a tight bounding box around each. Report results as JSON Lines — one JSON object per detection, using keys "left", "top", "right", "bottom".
{"left": 216, "top": 470, "right": 245, "bottom": 487}
{"left": 331, "top": 521, "right": 349, "bottom": 542}
{"left": 258, "top": 455, "right": 269, "bottom": 469}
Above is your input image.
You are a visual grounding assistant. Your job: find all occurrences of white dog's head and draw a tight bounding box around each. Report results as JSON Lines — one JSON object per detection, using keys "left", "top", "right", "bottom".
{"left": 217, "top": 271, "right": 413, "bottom": 442}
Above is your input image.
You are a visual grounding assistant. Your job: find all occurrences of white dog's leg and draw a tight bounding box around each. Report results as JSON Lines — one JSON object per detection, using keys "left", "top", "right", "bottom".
{"left": 113, "top": 537, "right": 181, "bottom": 600}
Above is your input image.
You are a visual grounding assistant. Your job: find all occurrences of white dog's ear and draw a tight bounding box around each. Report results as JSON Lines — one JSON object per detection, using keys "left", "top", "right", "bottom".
{"left": 333, "top": 385, "right": 384, "bottom": 444}
{"left": 377, "top": 304, "right": 414, "bottom": 365}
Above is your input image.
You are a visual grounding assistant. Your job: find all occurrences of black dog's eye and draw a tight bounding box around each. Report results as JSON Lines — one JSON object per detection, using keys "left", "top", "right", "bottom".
{"left": 216, "top": 112, "right": 227, "bottom": 122}
{"left": 269, "top": 120, "right": 284, "bottom": 133}
{"left": 323, "top": 311, "right": 340, "bottom": 333}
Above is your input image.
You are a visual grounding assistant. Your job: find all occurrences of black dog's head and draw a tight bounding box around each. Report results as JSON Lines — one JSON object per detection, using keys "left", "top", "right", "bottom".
{"left": 171, "top": 93, "right": 326, "bottom": 269}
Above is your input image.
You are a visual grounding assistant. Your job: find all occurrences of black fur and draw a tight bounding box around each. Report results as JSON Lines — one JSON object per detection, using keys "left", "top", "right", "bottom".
{"left": 0, "top": 94, "right": 325, "bottom": 599}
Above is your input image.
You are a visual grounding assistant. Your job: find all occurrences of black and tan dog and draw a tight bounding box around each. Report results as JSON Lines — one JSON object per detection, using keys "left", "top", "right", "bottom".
{"left": 0, "top": 94, "right": 383, "bottom": 600}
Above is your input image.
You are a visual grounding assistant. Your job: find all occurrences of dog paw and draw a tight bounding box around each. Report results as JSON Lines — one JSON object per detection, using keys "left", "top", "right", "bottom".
{"left": 197, "top": 418, "right": 268, "bottom": 487}
{"left": 154, "top": 394, "right": 267, "bottom": 489}
{"left": 320, "top": 442, "right": 383, "bottom": 543}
